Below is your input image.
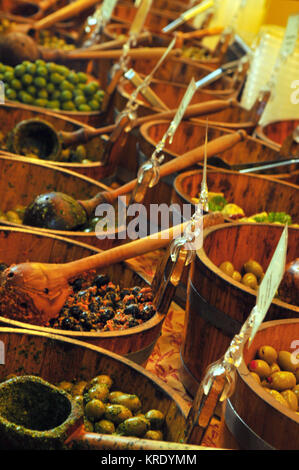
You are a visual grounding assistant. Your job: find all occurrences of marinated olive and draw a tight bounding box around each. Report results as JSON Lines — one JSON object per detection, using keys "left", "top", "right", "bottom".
{"left": 281, "top": 390, "right": 298, "bottom": 411}
{"left": 250, "top": 372, "right": 261, "bottom": 384}
{"left": 86, "top": 383, "right": 110, "bottom": 402}
{"left": 56, "top": 380, "right": 73, "bottom": 393}
{"left": 110, "top": 393, "right": 142, "bottom": 412}
{"left": 144, "top": 409, "right": 165, "bottom": 430}
{"left": 104, "top": 404, "right": 133, "bottom": 424}
{"left": 258, "top": 345, "right": 278, "bottom": 365}
{"left": 248, "top": 359, "right": 271, "bottom": 378}
{"left": 232, "top": 271, "right": 242, "bottom": 282}
{"left": 84, "top": 418, "right": 94, "bottom": 432}
{"left": 144, "top": 430, "right": 164, "bottom": 441}
{"left": 277, "top": 351, "right": 298, "bottom": 374}
{"left": 219, "top": 261, "right": 234, "bottom": 277}
{"left": 293, "top": 384, "right": 299, "bottom": 400}
{"left": 270, "top": 363, "right": 280, "bottom": 374}
{"left": 108, "top": 391, "right": 124, "bottom": 401}
{"left": 244, "top": 259, "right": 264, "bottom": 280}
{"left": 116, "top": 416, "right": 150, "bottom": 437}
{"left": 85, "top": 399, "right": 106, "bottom": 421}
{"left": 267, "top": 389, "right": 290, "bottom": 408}
{"left": 242, "top": 272, "right": 258, "bottom": 290}
{"left": 88, "top": 375, "right": 113, "bottom": 389}
{"left": 71, "top": 380, "right": 87, "bottom": 396}
{"left": 267, "top": 371, "right": 296, "bottom": 391}
{"left": 94, "top": 419, "right": 115, "bottom": 434}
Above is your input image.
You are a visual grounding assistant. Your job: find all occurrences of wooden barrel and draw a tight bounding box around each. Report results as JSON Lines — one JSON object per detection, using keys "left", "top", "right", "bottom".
{"left": 0, "top": 102, "right": 120, "bottom": 181}
{"left": 0, "top": 327, "right": 191, "bottom": 449}
{"left": 137, "top": 120, "right": 297, "bottom": 207}
{"left": 0, "top": 227, "right": 165, "bottom": 365}
{"left": 219, "top": 319, "right": 299, "bottom": 450}
{"left": 172, "top": 169, "right": 299, "bottom": 224}
{"left": 255, "top": 120, "right": 299, "bottom": 186}
{"left": 180, "top": 223, "right": 299, "bottom": 397}
{"left": 0, "top": 154, "right": 125, "bottom": 251}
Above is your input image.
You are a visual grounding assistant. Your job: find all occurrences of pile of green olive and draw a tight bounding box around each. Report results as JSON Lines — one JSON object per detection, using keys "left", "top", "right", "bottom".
{"left": 219, "top": 259, "right": 264, "bottom": 290}
{"left": 37, "top": 30, "right": 76, "bottom": 51}
{"left": 249, "top": 346, "right": 299, "bottom": 413}
{"left": 181, "top": 46, "right": 211, "bottom": 61}
{"left": 57, "top": 374, "right": 165, "bottom": 440}
{"left": 0, "top": 60, "right": 104, "bottom": 112}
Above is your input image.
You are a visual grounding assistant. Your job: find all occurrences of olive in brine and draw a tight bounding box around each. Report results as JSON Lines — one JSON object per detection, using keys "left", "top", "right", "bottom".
{"left": 104, "top": 404, "right": 132, "bottom": 424}
{"left": 94, "top": 419, "right": 115, "bottom": 434}
{"left": 116, "top": 416, "right": 149, "bottom": 437}
{"left": 144, "top": 409, "right": 165, "bottom": 430}
{"left": 219, "top": 261, "right": 234, "bottom": 277}
{"left": 258, "top": 345, "right": 278, "bottom": 365}
{"left": 268, "top": 371, "right": 296, "bottom": 391}
{"left": 144, "top": 430, "right": 163, "bottom": 441}
{"left": 86, "top": 383, "right": 110, "bottom": 402}
{"left": 243, "top": 259, "right": 264, "bottom": 280}
{"left": 85, "top": 399, "right": 106, "bottom": 422}
{"left": 281, "top": 390, "right": 298, "bottom": 411}
{"left": 267, "top": 389, "right": 290, "bottom": 408}
{"left": 242, "top": 273, "right": 258, "bottom": 290}
{"left": 88, "top": 375, "right": 113, "bottom": 389}
{"left": 248, "top": 359, "right": 271, "bottom": 379}
{"left": 277, "top": 351, "right": 298, "bottom": 374}
{"left": 110, "top": 393, "right": 142, "bottom": 413}
{"left": 56, "top": 380, "right": 73, "bottom": 393}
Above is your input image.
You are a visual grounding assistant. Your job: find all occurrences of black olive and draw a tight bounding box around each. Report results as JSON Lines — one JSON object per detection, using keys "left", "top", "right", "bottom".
{"left": 120, "top": 288, "right": 130, "bottom": 298}
{"left": 71, "top": 278, "right": 84, "bottom": 292}
{"left": 141, "top": 304, "right": 156, "bottom": 318}
{"left": 100, "top": 308, "right": 114, "bottom": 321}
{"left": 128, "top": 319, "right": 139, "bottom": 328}
{"left": 131, "top": 286, "right": 141, "bottom": 296}
{"left": 69, "top": 305, "right": 82, "bottom": 318}
{"left": 124, "top": 304, "right": 139, "bottom": 317}
{"left": 61, "top": 317, "right": 76, "bottom": 330}
{"left": 93, "top": 274, "right": 109, "bottom": 288}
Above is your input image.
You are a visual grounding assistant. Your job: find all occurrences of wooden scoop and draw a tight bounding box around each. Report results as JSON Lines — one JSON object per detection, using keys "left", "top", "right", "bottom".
{"left": 0, "top": 375, "right": 217, "bottom": 450}
{"left": 22, "top": 130, "right": 246, "bottom": 230}
{"left": 6, "top": 0, "right": 59, "bottom": 20}
{"left": 7, "top": 99, "right": 238, "bottom": 160}
{"left": 0, "top": 31, "right": 181, "bottom": 66}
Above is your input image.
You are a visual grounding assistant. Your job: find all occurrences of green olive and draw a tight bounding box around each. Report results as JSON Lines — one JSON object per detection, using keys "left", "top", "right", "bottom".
{"left": 85, "top": 399, "right": 106, "bottom": 421}
{"left": 277, "top": 350, "right": 298, "bottom": 373}
{"left": 84, "top": 418, "right": 94, "bottom": 432}
{"left": 243, "top": 259, "right": 264, "bottom": 280}
{"left": 219, "top": 261, "right": 234, "bottom": 277}
{"left": 144, "top": 430, "right": 163, "bottom": 441}
{"left": 110, "top": 393, "right": 142, "bottom": 412}
{"left": 104, "top": 404, "right": 133, "bottom": 424}
{"left": 250, "top": 372, "right": 261, "bottom": 384}
{"left": 144, "top": 409, "right": 165, "bottom": 430}
{"left": 267, "top": 389, "right": 290, "bottom": 408}
{"left": 232, "top": 271, "right": 242, "bottom": 282}
{"left": 242, "top": 272, "right": 258, "bottom": 290}
{"left": 71, "top": 380, "right": 87, "bottom": 396}
{"left": 116, "top": 416, "right": 150, "bottom": 437}
{"left": 56, "top": 380, "right": 73, "bottom": 393}
{"left": 268, "top": 371, "right": 296, "bottom": 391}
{"left": 108, "top": 391, "right": 124, "bottom": 401}
{"left": 86, "top": 383, "right": 110, "bottom": 402}
{"left": 94, "top": 419, "right": 115, "bottom": 434}
{"left": 88, "top": 375, "right": 113, "bottom": 389}
{"left": 248, "top": 359, "right": 271, "bottom": 379}
{"left": 270, "top": 363, "right": 280, "bottom": 374}
{"left": 293, "top": 384, "right": 299, "bottom": 399}
{"left": 258, "top": 345, "right": 278, "bottom": 365}
{"left": 281, "top": 390, "right": 298, "bottom": 411}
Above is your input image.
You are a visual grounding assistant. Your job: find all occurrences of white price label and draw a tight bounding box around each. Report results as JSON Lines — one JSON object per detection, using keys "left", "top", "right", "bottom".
{"left": 281, "top": 14, "right": 299, "bottom": 58}
{"left": 249, "top": 225, "right": 288, "bottom": 343}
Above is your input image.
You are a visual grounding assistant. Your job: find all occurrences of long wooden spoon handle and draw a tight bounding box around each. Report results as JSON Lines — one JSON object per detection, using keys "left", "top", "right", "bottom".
{"left": 33, "top": 0, "right": 99, "bottom": 31}
{"left": 60, "top": 47, "right": 182, "bottom": 61}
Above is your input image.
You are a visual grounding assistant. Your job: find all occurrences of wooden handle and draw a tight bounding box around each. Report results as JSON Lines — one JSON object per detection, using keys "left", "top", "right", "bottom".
{"left": 39, "top": 0, "right": 58, "bottom": 11}
{"left": 33, "top": 0, "right": 99, "bottom": 31}
{"left": 60, "top": 222, "right": 189, "bottom": 280}
{"left": 67, "top": 427, "right": 214, "bottom": 450}
{"left": 63, "top": 47, "right": 182, "bottom": 61}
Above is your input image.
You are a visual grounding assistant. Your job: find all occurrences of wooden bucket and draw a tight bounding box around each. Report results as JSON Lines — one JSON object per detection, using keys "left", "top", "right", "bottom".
{"left": 172, "top": 169, "right": 299, "bottom": 224}
{"left": 0, "top": 327, "right": 191, "bottom": 449}
{"left": 0, "top": 102, "right": 120, "bottom": 181}
{"left": 0, "top": 227, "right": 165, "bottom": 365}
{"left": 137, "top": 120, "right": 296, "bottom": 207}
{"left": 255, "top": 120, "right": 299, "bottom": 186}
{"left": 219, "top": 319, "right": 299, "bottom": 450}
{"left": 0, "top": 154, "right": 125, "bottom": 251}
{"left": 180, "top": 223, "right": 299, "bottom": 397}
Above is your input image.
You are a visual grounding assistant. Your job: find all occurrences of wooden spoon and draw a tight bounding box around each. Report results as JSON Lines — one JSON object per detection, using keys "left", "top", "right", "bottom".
{"left": 5, "top": 0, "right": 59, "bottom": 20}
{"left": 0, "top": 31, "right": 181, "bottom": 65}
{"left": 22, "top": 130, "right": 246, "bottom": 230}
{"left": 7, "top": 99, "right": 238, "bottom": 160}
{"left": 0, "top": 374, "right": 221, "bottom": 450}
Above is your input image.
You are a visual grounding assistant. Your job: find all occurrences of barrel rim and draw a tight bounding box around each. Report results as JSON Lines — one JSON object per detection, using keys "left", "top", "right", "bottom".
{"left": 196, "top": 222, "right": 299, "bottom": 313}
{"left": 237, "top": 318, "right": 299, "bottom": 425}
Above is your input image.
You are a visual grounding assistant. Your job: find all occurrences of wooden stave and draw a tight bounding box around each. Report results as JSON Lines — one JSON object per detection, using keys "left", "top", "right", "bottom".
{"left": 0, "top": 226, "right": 165, "bottom": 365}
{"left": 218, "top": 319, "right": 299, "bottom": 450}
{"left": 180, "top": 223, "right": 299, "bottom": 397}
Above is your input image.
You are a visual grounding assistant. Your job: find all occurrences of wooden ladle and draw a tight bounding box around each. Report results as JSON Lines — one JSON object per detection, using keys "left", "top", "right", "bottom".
{"left": 7, "top": 99, "right": 239, "bottom": 161}
{"left": 22, "top": 130, "right": 246, "bottom": 230}
{"left": 0, "top": 31, "right": 181, "bottom": 66}
{"left": 0, "top": 213, "right": 223, "bottom": 324}
{"left": 4, "top": 0, "right": 59, "bottom": 20}
{"left": 0, "top": 374, "right": 215, "bottom": 450}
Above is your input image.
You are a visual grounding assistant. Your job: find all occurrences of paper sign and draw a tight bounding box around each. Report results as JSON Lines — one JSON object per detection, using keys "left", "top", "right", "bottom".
{"left": 100, "top": 0, "right": 119, "bottom": 25}
{"left": 281, "top": 14, "right": 299, "bottom": 58}
{"left": 130, "top": 0, "right": 153, "bottom": 36}
{"left": 166, "top": 77, "right": 197, "bottom": 144}
{"left": 249, "top": 224, "right": 288, "bottom": 343}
